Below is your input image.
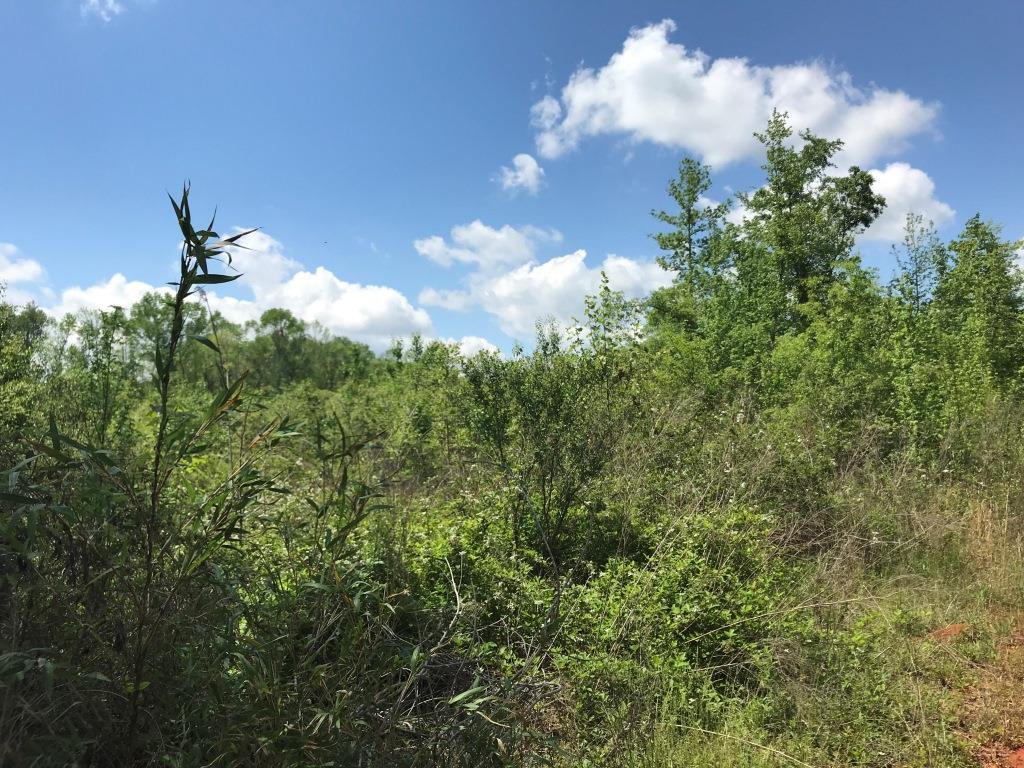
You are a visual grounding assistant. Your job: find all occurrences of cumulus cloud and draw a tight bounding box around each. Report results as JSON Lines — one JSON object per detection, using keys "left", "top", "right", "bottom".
{"left": 46, "top": 231, "right": 432, "bottom": 351}
{"left": 50, "top": 273, "right": 169, "bottom": 317}
{"left": 533, "top": 19, "right": 937, "bottom": 168}
{"left": 218, "top": 230, "right": 301, "bottom": 295}
{"left": 450, "top": 335, "right": 499, "bottom": 357}
{"left": 498, "top": 153, "right": 545, "bottom": 195}
{"left": 864, "top": 163, "right": 955, "bottom": 241}
{"left": 417, "top": 286, "right": 475, "bottom": 311}
{"left": 81, "top": 0, "right": 124, "bottom": 22}
{"left": 414, "top": 220, "right": 560, "bottom": 269}
{"left": 232, "top": 265, "right": 431, "bottom": 350}
{"left": 0, "top": 243, "right": 47, "bottom": 305}
{"left": 472, "top": 251, "right": 671, "bottom": 336}
{"left": 0, "top": 243, "right": 45, "bottom": 286}
{"left": 416, "top": 223, "right": 671, "bottom": 337}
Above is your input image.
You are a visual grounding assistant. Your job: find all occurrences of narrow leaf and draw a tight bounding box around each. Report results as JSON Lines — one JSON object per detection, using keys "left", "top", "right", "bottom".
{"left": 192, "top": 273, "right": 241, "bottom": 285}
{"left": 189, "top": 335, "right": 221, "bottom": 354}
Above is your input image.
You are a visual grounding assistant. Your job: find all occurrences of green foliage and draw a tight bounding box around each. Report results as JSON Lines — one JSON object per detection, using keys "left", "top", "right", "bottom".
{"left": 744, "top": 112, "right": 884, "bottom": 309}
{"left": 0, "top": 299, "right": 46, "bottom": 464}
{"left": 2, "top": 113, "right": 1023, "bottom": 765}
{"left": 556, "top": 508, "right": 804, "bottom": 734}
{"left": 652, "top": 157, "right": 728, "bottom": 285}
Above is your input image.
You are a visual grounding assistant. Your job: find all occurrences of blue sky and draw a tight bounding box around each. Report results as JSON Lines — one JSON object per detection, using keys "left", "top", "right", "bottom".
{"left": 1, "top": 1, "right": 1021, "bottom": 352}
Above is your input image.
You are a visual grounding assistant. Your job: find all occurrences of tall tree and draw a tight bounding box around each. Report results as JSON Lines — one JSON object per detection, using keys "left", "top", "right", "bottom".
{"left": 740, "top": 111, "right": 885, "bottom": 313}
{"left": 890, "top": 214, "right": 947, "bottom": 316}
{"left": 934, "top": 215, "right": 1024, "bottom": 389}
{"left": 652, "top": 157, "right": 728, "bottom": 289}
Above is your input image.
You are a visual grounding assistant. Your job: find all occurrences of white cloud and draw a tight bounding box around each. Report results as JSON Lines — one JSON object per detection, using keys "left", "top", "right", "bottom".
{"left": 50, "top": 273, "right": 169, "bottom": 317}
{"left": 724, "top": 200, "right": 751, "bottom": 226}
{"left": 46, "top": 231, "right": 432, "bottom": 351}
{"left": 863, "top": 163, "right": 955, "bottom": 241}
{"left": 476, "top": 250, "right": 671, "bottom": 336}
{"left": 0, "top": 243, "right": 47, "bottom": 305}
{"left": 414, "top": 220, "right": 560, "bottom": 269}
{"left": 219, "top": 230, "right": 301, "bottom": 295}
{"left": 533, "top": 19, "right": 937, "bottom": 168}
{"left": 417, "top": 286, "right": 474, "bottom": 311}
{"left": 417, "top": 223, "right": 671, "bottom": 337}
{"left": 498, "top": 153, "right": 545, "bottom": 195}
{"left": 450, "top": 335, "right": 499, "bottom": 357}
{"left": 1, "top": 243, "right": 45, "bottom": 285}
{"left": 209, "top": 232, "right": 433, "bottom": 349}
{"left": 247, "top": 267, "right": 430, "bottom": 350}
{"left": 601, "top": 253, "right": 676, "bottom": 295}
{"left": 81, "top": 0, "right": 124, "bottom": 22}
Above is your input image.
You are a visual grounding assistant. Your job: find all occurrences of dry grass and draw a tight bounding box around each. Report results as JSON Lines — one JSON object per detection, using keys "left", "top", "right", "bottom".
{"left": 962, "top": 624, "right": 1024, "bottom": 767}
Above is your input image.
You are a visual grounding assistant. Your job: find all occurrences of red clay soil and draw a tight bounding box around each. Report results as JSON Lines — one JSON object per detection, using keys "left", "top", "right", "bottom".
{"left": 980, "top": 746, "right": 1024, "bottom": 768}
{"left": 964, "top": 623, "right": 1024, "bottom": 768}
{"left": 931, "top": 622, "right": 972, "bottom": 640}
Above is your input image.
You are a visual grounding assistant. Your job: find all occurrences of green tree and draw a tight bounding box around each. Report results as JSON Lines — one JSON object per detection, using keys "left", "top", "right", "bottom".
{"left": 652, "top": 157, "right": 728, "bottom": 288}
{"left": 739, "top": 111, "right": 885, "bottom": 316}
{"left": 0, "top": 296, "right": 46, "bottom": 463}
{"left": 648, "top": 112, "right": 887, "bottom": 393}
{"left": 246, "top": 307, "right": 310, "bottom": 388}
{"left": 934, "top": 215, "right": 1023, "bottom": 389}
{"left": 886, "top": 215, "right": 949, "bottom": 448}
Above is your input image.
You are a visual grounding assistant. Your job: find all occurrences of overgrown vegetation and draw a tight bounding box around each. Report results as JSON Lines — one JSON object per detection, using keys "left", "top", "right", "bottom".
{"left": 2, "top": 113, "right": 1022, "bottom": 766}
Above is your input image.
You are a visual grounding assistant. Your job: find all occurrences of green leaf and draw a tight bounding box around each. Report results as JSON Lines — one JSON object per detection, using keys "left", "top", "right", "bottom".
{"left": 192, "top": 273, "right": 241, "bottom": 285}
{"left": 155, "top": 339, "right": 165, "bottom": 378}
{"left": 48, "top": 413, "right": 60, "bottom": 450}
{"left": 448, "top": 680, "right": 486, "bottom": 706}
{"left": 168, "top": 191, "right": 182, "bottom": 221}
{"left": 0, "top": 491, "right": 35, "bottom": 505}
{"left": 301, "top": 581, "right": 332, "bottom": 591}
{"left": 124, "top": 679, "right": 150, "bottom": 695}
{"left": 216, "top": 227, "right": 259, "bottom": 247}
{"left": 189, "top": 335, "right": 221, "bottom": 354}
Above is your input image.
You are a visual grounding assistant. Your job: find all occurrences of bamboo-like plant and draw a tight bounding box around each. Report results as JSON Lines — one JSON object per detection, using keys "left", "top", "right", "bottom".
{"left": 0, "top": 186, "right": 294, "bottom": 762}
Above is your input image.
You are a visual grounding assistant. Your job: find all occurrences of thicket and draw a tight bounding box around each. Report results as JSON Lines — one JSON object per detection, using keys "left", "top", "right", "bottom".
{"left": 1, "top": 113, "right": 1022, "bottom": 766}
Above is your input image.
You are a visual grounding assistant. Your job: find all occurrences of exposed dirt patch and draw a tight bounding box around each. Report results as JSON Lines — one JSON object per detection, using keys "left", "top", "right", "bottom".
{"left": 962, "top": 622, "right": 1024, "bottom": 767}
{"left": 977, "top": 745, "right": 1024, "bottom": 768}
{"left": 932, "top": 622, "right": 972, "bottom": 641}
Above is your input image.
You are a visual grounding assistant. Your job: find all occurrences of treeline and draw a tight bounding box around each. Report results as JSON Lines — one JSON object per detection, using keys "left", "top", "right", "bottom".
{"left": 645, "top": 114, "right": 1022, "bottom": 462}
{"left": 1, "top": 113, "right": 1022, "bottom": 767}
